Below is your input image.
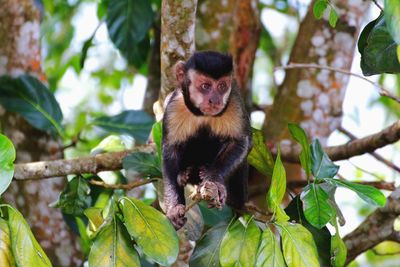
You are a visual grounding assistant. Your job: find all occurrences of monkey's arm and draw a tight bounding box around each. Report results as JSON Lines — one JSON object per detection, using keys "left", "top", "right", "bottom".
{"left": 162, "top": 144, "right": 187, "bottom": 229}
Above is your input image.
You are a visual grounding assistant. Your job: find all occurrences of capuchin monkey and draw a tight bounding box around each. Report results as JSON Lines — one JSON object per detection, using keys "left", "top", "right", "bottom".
{"left": 162, "top": 51, "right": 252, "bottom": 229}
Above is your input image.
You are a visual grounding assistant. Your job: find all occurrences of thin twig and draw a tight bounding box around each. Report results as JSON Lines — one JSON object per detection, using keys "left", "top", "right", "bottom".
{"left": 89, "top": 178, "right": 159, "bottom": 190}
{"left": 287, "top": 179, "right": 396, "bottom": 191}
{"left": 339, "top": 126, "right": 400, "bottom": 174}
{"left": 275, "top": 63, "right": 400, "bottom": 103}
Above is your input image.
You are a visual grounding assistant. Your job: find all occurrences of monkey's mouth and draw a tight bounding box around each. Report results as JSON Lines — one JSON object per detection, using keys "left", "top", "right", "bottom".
{"left": 200, "top": 106, "right": 223, "bottom": 116}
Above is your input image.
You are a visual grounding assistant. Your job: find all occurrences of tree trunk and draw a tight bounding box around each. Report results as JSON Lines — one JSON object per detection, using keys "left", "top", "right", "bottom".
{"left": 0, "top": 1, "right": 82, "bottom": 266}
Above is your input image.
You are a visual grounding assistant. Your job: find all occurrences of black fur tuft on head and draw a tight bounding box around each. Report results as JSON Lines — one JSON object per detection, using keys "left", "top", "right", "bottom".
{"left": 185, "top": 51, "right": 233, "bottom": 79}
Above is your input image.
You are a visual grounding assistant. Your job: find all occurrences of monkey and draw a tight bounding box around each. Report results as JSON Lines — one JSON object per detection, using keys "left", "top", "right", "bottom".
{"left": 162, "top": 51, "right": 252, "bottom": 229}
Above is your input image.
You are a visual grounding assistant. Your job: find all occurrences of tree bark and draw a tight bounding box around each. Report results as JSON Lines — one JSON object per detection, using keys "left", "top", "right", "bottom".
{"left": 0, "top": 1, "right": 82, "bottom": 266}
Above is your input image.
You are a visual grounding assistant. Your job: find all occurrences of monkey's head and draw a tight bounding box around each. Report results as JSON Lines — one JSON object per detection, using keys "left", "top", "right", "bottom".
{"left": 175, "top": 51, "right": 233, "bottom": 117}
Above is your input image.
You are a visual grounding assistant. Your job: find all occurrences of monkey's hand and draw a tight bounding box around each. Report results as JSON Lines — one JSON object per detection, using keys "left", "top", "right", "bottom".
{"left": 177, "top": 168, "right": 192, "bottom": 187}
{"left": 166, "top": 204, "right": 187, "bottom": 230}
{"left": 199, "top": 180, "right": 227, "bottom": 209}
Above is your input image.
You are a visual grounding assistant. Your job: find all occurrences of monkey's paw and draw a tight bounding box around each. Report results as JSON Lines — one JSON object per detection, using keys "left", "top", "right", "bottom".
{"left": 177, "top": 168, "right": 191, "bottom": 187}
{"left": 199, "top": 180, "right": 226, "bottom": 209}
{"left": 166, "top": 204, "right": 187, "bottom": 230}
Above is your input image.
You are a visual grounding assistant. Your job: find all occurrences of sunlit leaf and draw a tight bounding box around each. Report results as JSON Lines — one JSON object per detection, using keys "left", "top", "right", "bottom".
{"left": 256, "top": 226, "right": 285, "bottom": 267}
{"left": 248, "top": 129, "right": 274, "bottom": 176}
{"left": 3, "top": 205, "right": 52, "bottom": 266}
{"left": 301, "top": 183, "right": 335, "bottom": 229}
{"left": 0, "top": 218, "right": 15, "bottom": 267}
{"left": 84, "top": 207, "right": 104, "bottom": 233}
{"left": 88, "top": 216, "right": 140, "bottom": 267}
{"left": 0, "top": 75, "right": 64, "bottom": 137}
{"left": 93, "top": 110, "right": 154, "bottom": 144}
{"left": 121, "top": 197, "right": 179, "bottom": 266}
{"left": 152, "top": 122, "right": 162, "bottom": 162}
{"left": 313, "top": 0, "right": 328, "bottom": 19}
{"left": 384, "top": 0, "right": 400, "bottom": 44}
{"left": 220, "top": 216, "right": 261, "bottom": 267}
{"left": 330, "top": 219, "right": 347, "bottom": 267}
{"left": 328, "top": 8, "right": 338, "bottom": 28}
{"left": 190, "top": 222, "right": 229, "bottom": 267}
{"left": 276, "top": 221, "right": 319, "bottom": 267}
{"left": 326, "top": 179, "right": 386, "bottom": 206}
{"left": 0, "top": 134, "right": 15, "bottom": 196}
{"left": 288, "top": 123, "right": 311, "bottom": 177}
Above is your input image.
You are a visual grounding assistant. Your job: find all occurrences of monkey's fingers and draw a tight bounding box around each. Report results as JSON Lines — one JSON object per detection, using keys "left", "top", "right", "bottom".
{"left": 166, "top": 204, "right": 187, "bottom": 230}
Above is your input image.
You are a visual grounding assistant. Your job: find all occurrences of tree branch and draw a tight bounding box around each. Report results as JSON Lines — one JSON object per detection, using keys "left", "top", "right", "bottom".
{"left": 275, "top": 63, "right": 400, "bottom": 103}
{"left": 344, "top": 187, "right": 400, "bottom": 264}
{"left": 280, "top": 120, "right": 400, "bottom": 162}
{"left": 89, "top": 178, "right": 159, "bottom": 190}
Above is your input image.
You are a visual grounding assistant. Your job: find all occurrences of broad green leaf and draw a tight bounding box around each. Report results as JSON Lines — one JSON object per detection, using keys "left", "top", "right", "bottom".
{"left": 76, "top": 216, "right": 91, "bottom": 256}
{"left": 358, "top": 14, "right": 400, "bottom": 76}
{"left": 326, "top": 179, "right": 386, "bottom": 206}
{"left": 123, "top": 152, "right": 162, "bottom": 178}
{"left": 190, "top": 222, "right": 229, "bottom": 267}
{"left": 152, "top": 122, "right": 163, "bottom": 162}
{"left": 313, "top": 0, "right": 328, "bottom": 19}
{"left": 267, "top": 149, "right": 289, "bottom": 222}
{"left": 121, "top": 197, "right": 179, "bottom": 266}
{"left": 384, "top": 0, "right": 400, "bottom": 44}
{"left": 0, "top": 218, "right": 15, "bottom": 267}
{"left": 288, "top": 123, "right": 311, "bottom": 177}
{"left": 91, "top": 135, "right": 127, "bottom": 155}
{"left": 84, "top": 207, "right": 104, "bottom": 233}
{"left": 88, "top": 216, "right": 140, "bottom": 267}
{"left": 328, "top": 8, "right": 338, "bottom": 28}
{"left": 330, "top": 220, "right": 347, "bottom": 267}
{"left": 198, "top": 202, "right": 233, "bottom": 227}
{"left": 0, "top": 75, "right": 64, "bottom": 137}
{"left": 4, "top": 205, "right": 52, "bottom": 266}
{"left": 220, "top": 216, "right": 261, "bottom": 267}
{"left": 93, "top": 110, "right": 154, "bottom": 144}
{"left": 310, "top": 139, "right": 339, "bottom": 179}
{"left": 276, "top": 221, "right": 319, "bottom": 267}
{"left": 285, "top": 196, "right": 331, "bottom": 266}
{"left": 54, "top": 176, "right": 91, "bottom": 216}
{"left": 248, "top": 129, "right": 274, "bottom": 176}
{"left": 301, "top": 183, "right": 335, "bottom": 229}
{"left": 0, "top": 134, "right": 15, "bottom": 196}
{"left": 106, "top": 0, "right": 153, "bottom": 67}
{"left": 256, "top": 226, "right": 285, "bottom": 267}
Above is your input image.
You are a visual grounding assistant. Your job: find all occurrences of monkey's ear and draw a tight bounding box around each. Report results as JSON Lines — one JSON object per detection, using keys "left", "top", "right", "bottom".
{"left": 174, "top": 61, "right": 186, "bottom": 84}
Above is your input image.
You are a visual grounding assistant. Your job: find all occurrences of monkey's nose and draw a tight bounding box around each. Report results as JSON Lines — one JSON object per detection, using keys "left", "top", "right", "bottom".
{"left": 209, "top": 95, "right": 220, "bottom": 105}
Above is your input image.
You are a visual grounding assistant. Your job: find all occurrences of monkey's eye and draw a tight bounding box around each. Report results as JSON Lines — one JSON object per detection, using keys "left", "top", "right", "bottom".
{"left": 200, "top": 83, "right": 211, "bottom": 92}
{"left": 218, "top": 81, "right": 227, "bottom": 91}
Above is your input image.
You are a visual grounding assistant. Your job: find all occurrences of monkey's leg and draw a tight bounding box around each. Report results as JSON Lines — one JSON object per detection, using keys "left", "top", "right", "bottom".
{"left": 163, "top": 146, "right": 186, "bottom": 229}
{"left": 226, "top": 162, "right": 248, "bottom": 209}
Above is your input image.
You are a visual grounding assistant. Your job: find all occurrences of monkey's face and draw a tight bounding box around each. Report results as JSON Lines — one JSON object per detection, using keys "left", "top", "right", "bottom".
{"left": 186, "top": 70, "right": 232, "bottom": 116}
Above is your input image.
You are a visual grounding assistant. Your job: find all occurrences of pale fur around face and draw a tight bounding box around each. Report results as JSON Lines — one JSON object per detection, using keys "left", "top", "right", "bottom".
{"left": 165, "top": 90, "right": 244, "bottom": 145}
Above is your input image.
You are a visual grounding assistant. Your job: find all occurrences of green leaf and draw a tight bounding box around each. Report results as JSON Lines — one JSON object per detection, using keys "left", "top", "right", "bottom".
{"left": 384, "top": 0, "right": 400, "bottom": 44}
{"left": 301, "top": 183, "right": 335, "bottom": 229}
{"left": 310, "top": 139, "right": 339, "bottom": 179}
{"left": 3, "top": 205, "right": 52, "bottom": 266}
{"left": 255, "top": 226, "right": 285, "bottom": 267}
{"left": 91, "top": 135, "right": 127, "bottom": 155}
{"left": 288, "top": 123, "right": 311, "bottom": 177}
{"left": 0, "top": 218, "right": 15, "bottom": 267}
{"left": 327, "top": 178, "right": 386, "bottom": 206}
{"left": 54, "top": 176, "right": 92, "bottom": 216}
{"left": 198, "top": 202, "right": 233, "bottom": 227}
{"left": 0, "top": 75, "right": 64, "bottom": 137}
{"left": 219, "top": 216, "right": 261, "bottom": 267}
{"left": 313, "top": 0, "right": 328, "bottom": 19}
{"left": 330, "top": 218, "right": 347, "bottom": 267}
{"left": 88, "top": 216, "right": 140, "bottom": 267}
{"left": 358, "top": 14, "right": 400, "bottom": 76}
{"left": 285, "top": 196, "right": 332, "bottom": 266}
{"left": 84, "top": 207, "right": 104, "bottom": 233}
{"left": 93, "top": 110, "right": 154, "bottom": 144}
{"left": 190, "top": 222, "right": 229, "bottom": 267}
{"left": 267, "top": 149, "right": 289, "bottom": 222}
{"left": 106, "top": 0, "right": 153, "bottom": 67}
{"left": 328, "top": 7, "right": 338, "bottom": 27}
{"left": 121, "top": 197, "right": 179, "bottom": 266}
{"left": 398, "top": 45, "right": 400, "bottom": 62}
{"left": 80, "top": 22, "right": 100, "bottom": 69}
{"left": 0, "top": 135, "right": 15, "bottom": 196}
{"left": 248, "top": 129, "right": 274, "bottom": 176}
{"left": 152, "top": 122, "right": 163, "bottom": 162}
{"left": 123, "top": 152, "right": 162, "bottom": 178}
{"left": 276, "top": 221, "right": 319, "bottom": 267}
